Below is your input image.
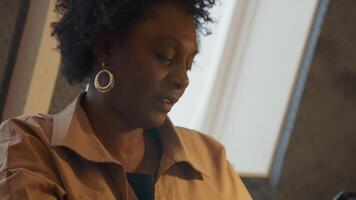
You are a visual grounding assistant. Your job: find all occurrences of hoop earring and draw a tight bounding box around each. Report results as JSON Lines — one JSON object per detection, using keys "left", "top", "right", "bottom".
{"left": 94, "top": 62, "right": 115, "bottom": 93}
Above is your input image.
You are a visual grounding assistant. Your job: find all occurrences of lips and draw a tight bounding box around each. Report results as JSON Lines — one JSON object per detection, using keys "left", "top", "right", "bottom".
{"left": 155, "top": 94, "right": 180, "bottom": 112}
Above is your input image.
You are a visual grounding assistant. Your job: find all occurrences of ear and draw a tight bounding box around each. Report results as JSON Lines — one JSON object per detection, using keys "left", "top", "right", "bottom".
{"left": 93, "top": 34, "right": 116, "bottom": 64}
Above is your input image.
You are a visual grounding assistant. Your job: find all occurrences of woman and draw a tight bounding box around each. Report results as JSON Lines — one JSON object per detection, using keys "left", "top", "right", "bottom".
{"left": 0, "top": 0, "right": 251, "bottom": 199}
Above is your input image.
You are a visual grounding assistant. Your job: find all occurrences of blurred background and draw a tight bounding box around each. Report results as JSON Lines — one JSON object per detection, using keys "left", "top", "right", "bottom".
{"left": 0, "top": 0, "right": 355, "bottom": 199}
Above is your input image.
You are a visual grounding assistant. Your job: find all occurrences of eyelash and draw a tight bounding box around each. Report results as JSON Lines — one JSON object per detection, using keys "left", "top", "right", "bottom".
{"left": 155, "top": 52, "right": 193, "bottom": 72}
{"left": 155, "top": 52, "right": 173, "bottom": 63}
{"left": 186, "top": 62, "right": 193, "bottom": 71}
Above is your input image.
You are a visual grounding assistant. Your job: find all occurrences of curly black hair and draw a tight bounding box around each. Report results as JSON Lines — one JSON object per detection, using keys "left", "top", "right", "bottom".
{"left": 51, "top": 0, "right": 217, "bottom": 85}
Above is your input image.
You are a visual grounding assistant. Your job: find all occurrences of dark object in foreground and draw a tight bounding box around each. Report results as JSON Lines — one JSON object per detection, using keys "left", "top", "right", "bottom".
{"left": 333, "top": 191, "right": 356, "bottom": 200}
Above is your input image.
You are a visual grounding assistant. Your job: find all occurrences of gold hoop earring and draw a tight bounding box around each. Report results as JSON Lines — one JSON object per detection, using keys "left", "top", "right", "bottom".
{"left": 94, "top": 62, "right": 115, "bottom": 93}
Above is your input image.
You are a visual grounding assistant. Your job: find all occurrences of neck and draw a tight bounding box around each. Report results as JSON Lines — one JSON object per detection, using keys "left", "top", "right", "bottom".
{"left": 82, "top": 90, "right": 146, "bottom": 164}
{"left": 84, "top": 91, "right": 144, "bottom": 132}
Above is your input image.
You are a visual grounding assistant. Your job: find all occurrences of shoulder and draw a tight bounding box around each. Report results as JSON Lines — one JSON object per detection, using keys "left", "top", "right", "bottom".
{"left": 175, "top": 126, "right": 228, "bottom": 166}
{"left": 175, "top": 126, "right": 225, "bottom": 152}
{"left": 0, "top": 114, "right": 65, "bottom": 196}
{"left": 0, "top": 114, "right": 55, "bottom": 170}
{"left": 0, "top": 114, "right": 53, "bottom": 145}
{"left": 175, "top": 126, "right": 252, "bottom": 199}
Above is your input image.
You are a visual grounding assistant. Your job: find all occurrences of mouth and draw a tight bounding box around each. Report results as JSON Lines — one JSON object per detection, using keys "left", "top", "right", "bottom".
{"left": 155, "top": 94, "right": 180, "bottom": 113}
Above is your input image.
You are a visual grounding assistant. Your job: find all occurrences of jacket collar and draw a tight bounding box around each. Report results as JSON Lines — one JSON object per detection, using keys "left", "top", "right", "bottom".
{"left": 50, "top": 92, "right": 209, "bottom": 176}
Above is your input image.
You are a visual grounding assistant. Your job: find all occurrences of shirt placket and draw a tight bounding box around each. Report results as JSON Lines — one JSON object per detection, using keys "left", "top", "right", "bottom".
{"left": 107, "top": 164, "right": 139, "bottom": 200}
{"left": 154, "top": 154, "right": 176, "bottom": 199}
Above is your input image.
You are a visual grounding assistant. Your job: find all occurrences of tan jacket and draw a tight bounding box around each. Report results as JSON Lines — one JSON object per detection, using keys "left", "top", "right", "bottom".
{"left": 0, "top": 92, "right": 252, "bottom": 200}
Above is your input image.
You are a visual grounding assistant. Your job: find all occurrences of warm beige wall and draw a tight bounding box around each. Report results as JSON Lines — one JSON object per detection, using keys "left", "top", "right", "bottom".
{"left": 2, "top": 0, "right": 60, "bottom": 119}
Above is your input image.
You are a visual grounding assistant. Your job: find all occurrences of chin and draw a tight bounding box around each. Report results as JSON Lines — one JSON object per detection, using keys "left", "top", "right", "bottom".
{"left": 140, "top": 113, "right": 167, "bottom": 129}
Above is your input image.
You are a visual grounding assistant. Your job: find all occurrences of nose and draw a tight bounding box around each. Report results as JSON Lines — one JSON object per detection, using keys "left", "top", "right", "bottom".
{"left": 167, "top": 66, "right": 189, "bottom": 90}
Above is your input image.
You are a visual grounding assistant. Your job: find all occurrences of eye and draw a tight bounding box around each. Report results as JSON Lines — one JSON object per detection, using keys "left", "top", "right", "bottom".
{"left": 154, "top": 52, "right": 174, "bottom": 65}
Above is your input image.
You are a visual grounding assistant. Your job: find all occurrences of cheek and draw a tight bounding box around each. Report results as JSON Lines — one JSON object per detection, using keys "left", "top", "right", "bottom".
{"left": 108, "top": 47, "right": 169, "bottom": 127}
{"left": 129, "top": 65, "right": 169, "bottom": 126}
{"left": 112, "top": 56, "right": 166, "bottom": 104}
{"left": 140, "top": 67, "right": 166, "bottom": 91}
{"left": 127, "top": 51, "right": 167, "bottom": 92}
{"left": 113, "top": 47, "right": 166, "bottom": 89}
{"left": 116, "top": 69, "right": 167, "bottom": 128}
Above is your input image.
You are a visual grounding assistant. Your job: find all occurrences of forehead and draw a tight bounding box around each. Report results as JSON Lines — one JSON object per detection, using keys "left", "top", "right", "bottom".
{"left": 126, "top": 3, "right": 197, "bottom": 49}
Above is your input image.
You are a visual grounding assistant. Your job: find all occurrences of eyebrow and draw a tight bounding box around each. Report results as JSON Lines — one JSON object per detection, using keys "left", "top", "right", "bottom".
{"left": 154, "top": 36, "right": 199, "bottom": 57}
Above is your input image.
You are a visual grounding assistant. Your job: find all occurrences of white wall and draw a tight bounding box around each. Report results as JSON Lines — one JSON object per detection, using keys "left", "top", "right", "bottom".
{"left": 169, "top": 0, "right": 319, "bottom": 177}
